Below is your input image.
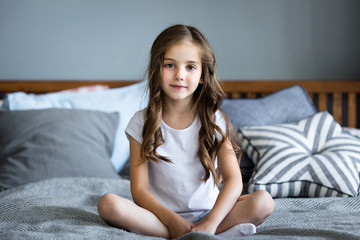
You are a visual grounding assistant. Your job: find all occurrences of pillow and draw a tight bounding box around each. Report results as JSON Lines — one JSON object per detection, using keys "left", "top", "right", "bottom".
{"left": 221, "top": 85, "right": 317, "bottom": 182}
{"left": 238, "top": 111, "right": 360, "bottom": 198}
{"left": 221, "top": 85, "right": 317, "bottom": 128}
{"left": 344, "top": 127, "right": 360, "bottom": 139}
{"left": 0, "top": 109, "right": 120, "bottom": 191}
{"left": 5, "top": 82, "right": 148, "bottom": 172}
{"left": 59, "top": 85, "right": 109, "bottom": 93}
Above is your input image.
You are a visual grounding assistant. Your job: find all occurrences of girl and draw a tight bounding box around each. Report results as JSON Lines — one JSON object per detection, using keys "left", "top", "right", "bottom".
{"left": 98, "top": 24, "right": 274, "bottom": 239}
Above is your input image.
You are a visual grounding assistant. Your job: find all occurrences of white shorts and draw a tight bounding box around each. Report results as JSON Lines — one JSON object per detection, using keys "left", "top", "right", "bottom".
{"left": 178, "top": 210, "right": 211, "bottom": 223}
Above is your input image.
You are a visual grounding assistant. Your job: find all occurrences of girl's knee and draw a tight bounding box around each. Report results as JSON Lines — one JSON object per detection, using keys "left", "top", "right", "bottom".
{"left": 97, "top": 193, "right": 123, "bottom": 221}
{"left": 256, "top": 190, "right": 274, "bottom": 210}
{"left": 251, "top": 190, "right": 274, "bottom": 224}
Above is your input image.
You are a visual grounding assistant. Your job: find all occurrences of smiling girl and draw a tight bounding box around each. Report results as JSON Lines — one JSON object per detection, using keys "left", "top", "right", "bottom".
{"left": 97, "top": 24, "right": 274, "bottom": 239}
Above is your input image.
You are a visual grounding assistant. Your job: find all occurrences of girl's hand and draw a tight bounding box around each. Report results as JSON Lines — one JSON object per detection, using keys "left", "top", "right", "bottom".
{"left": 167, "top": 214, "right": 194, "bottom": 238}
{"left": 191, "top": 218, "right": 218, "bottom": 235}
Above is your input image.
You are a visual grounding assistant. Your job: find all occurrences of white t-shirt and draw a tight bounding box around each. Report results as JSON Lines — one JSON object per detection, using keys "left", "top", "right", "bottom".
{"left": 125, "top": 109, "right": 226, "bottom": 221}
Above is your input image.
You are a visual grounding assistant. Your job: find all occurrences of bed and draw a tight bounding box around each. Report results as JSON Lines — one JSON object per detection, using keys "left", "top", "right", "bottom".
{"left": 0, "top": 80, "right": 360, "bottom": 240}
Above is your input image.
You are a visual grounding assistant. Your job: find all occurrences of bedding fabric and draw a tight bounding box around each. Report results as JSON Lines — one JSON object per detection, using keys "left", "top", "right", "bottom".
{"left": 0, "top": 109, "right": 120, "bottom": 191}
{"left": 0, "top": 177, "right": 360, "bottom": 240}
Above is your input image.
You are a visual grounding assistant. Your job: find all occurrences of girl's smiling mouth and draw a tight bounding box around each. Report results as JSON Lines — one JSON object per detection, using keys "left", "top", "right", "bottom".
{"left": 170, "top": 84, "right": 187, "bottom": 89}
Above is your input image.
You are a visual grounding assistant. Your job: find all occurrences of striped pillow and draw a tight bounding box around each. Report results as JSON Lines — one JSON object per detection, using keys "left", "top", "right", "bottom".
{"left": 239, "top": 111, "right": 360, "bottom": 198}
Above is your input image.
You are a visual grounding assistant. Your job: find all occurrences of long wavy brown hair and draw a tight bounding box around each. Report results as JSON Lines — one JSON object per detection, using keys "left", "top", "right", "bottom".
{"left": 141, "top": 24, "right": 240, "bottom": 183}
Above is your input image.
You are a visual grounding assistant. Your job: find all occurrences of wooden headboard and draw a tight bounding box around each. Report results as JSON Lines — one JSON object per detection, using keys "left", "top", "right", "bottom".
{"left": 0, "top": 80, "right": 359, "bottom": 128}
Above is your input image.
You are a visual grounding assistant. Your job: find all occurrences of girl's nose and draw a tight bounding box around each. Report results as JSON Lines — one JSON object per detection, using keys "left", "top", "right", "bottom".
{"left": 175, "top": 69, "right": 184, "bottom": 81}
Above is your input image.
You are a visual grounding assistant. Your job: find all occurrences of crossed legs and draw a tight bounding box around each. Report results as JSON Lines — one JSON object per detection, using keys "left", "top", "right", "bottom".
{"left": 97, "top": 190, "right": 273, "bottom": 238}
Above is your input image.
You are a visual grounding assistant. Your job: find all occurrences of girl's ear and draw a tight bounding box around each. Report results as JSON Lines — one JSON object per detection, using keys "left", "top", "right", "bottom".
{"left": 200, "top": 78, "right": 204, "bottom": 84}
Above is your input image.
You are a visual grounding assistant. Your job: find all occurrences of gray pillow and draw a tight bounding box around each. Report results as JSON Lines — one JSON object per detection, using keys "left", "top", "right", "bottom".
{"left": 221, "top": 85, "right": 317, "bottom": 128}
{"left": 221, "top": 85, "right": 317, "bottom": 182}
{"left": 0, "top": 109, "right": 120, "bottom": 191}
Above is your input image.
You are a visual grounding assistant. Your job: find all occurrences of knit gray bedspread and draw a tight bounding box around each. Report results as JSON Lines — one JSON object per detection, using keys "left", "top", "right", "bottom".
{"left": 0, "top": 177, "right": 359, "bottom": 240}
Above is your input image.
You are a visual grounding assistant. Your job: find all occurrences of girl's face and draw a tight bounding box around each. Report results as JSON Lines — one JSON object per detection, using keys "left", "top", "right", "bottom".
{"left": 161, "top": 40, "right": 202, "bottom": 105}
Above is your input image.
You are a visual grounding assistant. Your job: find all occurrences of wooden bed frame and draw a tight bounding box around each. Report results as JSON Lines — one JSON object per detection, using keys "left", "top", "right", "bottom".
{"left": 0, "top": 80, "right": 359, "bottom": 128}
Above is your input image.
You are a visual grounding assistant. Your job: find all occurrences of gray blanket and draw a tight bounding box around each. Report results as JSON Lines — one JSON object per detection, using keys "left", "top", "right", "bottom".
{"left": 0, "top": 177, "right": 359, "bottom": 240}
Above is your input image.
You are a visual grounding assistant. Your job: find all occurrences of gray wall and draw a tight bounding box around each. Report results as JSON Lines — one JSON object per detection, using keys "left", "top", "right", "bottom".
{"left": 0, "top": 0, "right": 359, "bottom": 81}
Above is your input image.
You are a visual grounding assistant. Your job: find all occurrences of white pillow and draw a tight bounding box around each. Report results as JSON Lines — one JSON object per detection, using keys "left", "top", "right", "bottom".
{"left": 6, "top": 82, "right": 148, "bottom": 172}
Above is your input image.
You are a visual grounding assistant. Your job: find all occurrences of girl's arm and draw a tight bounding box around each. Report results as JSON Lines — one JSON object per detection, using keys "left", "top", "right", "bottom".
{"left": 129, "top": 136, "right": 194, "bottom": 238}
{"left": 191, "top": 137, "right": 243, "bottom": 234}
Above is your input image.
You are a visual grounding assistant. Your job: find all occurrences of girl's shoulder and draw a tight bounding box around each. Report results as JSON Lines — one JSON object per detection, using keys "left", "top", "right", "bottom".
{"left": 215, "top": 109, "right": 226, "bottom": 123}
{"left": 127, "top": 108, "right": 147, "bottom": 127}
{"left": 125, "top": 108, "right": 146, "bottom": 143}
{"left": 215, "top": 109, "right": 225, "bottom": 119}
{"left": 214, "top": 109, "right": 228, "bottom": 134}
{"left": 132, "top": 108, "right": 146, "bottom": 120}
{"left": 127, "top": 107, "right": 144, "bottom": 120}
{"left": 128, "top": 108, "right": 147, "bottom": 128}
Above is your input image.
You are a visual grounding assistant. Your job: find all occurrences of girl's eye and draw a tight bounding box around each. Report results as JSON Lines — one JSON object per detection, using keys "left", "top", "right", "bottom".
{"left": 187, "top": 65, "right": 196, "bottom": 71}
{"left": 165, "top": 63, "right": 174, "bottom": 68}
